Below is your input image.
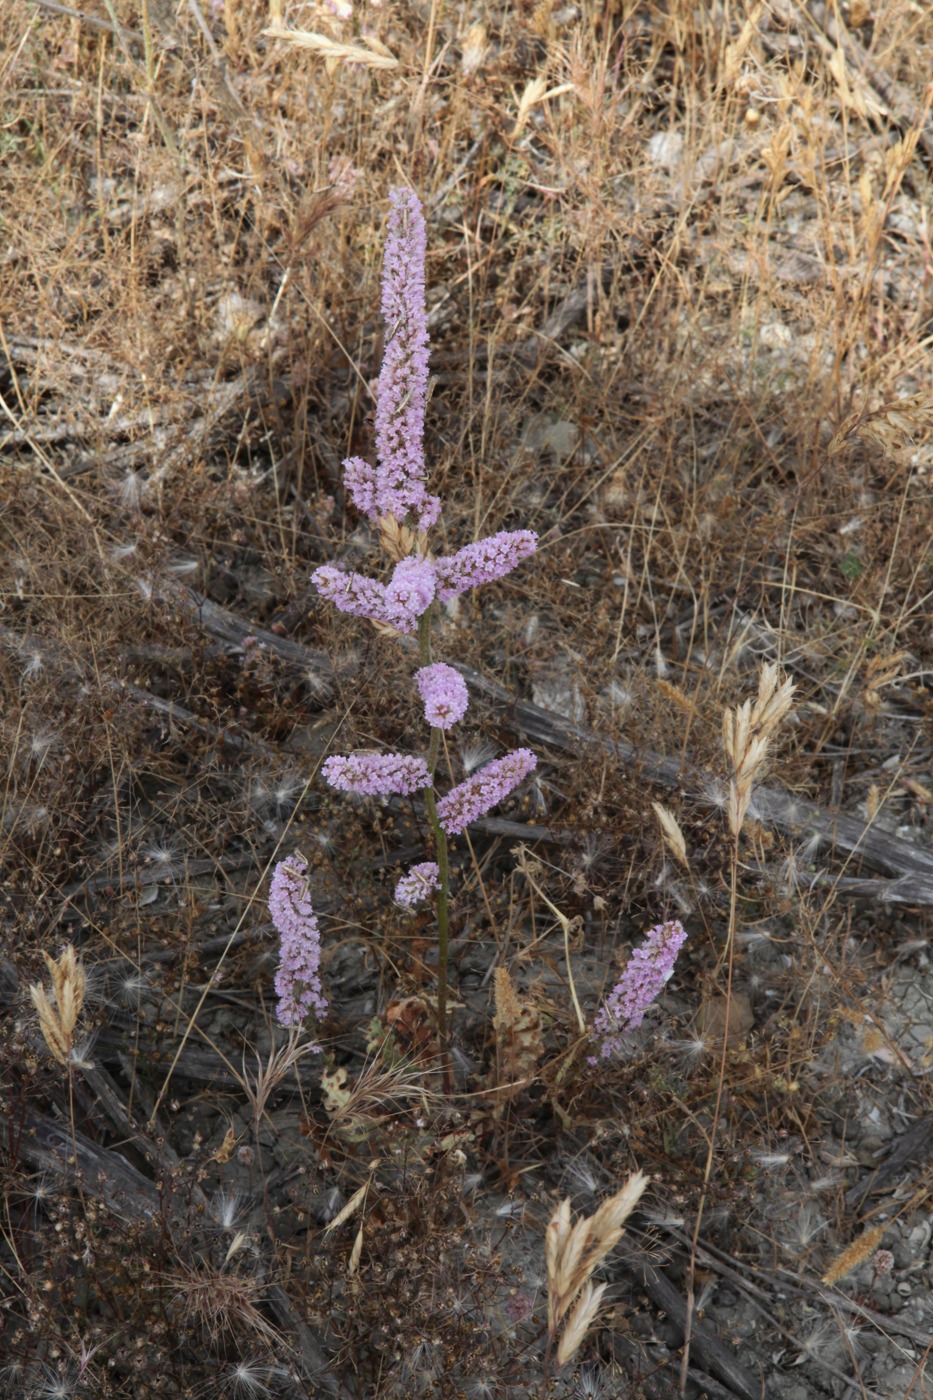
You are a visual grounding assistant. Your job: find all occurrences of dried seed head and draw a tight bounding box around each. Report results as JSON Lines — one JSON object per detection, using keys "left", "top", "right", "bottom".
{"left": 651, "top": 802, "right": 688, "bottom": 868}
{"left": 822, "top": 1225, "right": 886, "bottom": 1286}
{"left": 722, "top": 664, "right": 794, "bottom": 836}
{"left": 29, "top": 945, "right": 87, "bottom": 1067}
{"left": 546, "top": 1172, "right": 649, "bottom": 1362}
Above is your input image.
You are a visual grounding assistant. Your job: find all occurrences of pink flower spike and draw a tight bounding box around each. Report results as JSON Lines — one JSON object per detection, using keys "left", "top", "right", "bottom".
{"left": 374, "top": 189, "right": 431, "bottom": 524}
{"left": 395, "top": 861, "right": 440, "bottom": 908}
{"left": 415, "top": 663, "right": 468, "bottom": 730}
{"left": 433, "top": 530, "right": 538, "bottom": 600}
{"left": 382, "top": 556, "right": 436, "bottom": 631}
{"left": 592, "top": 920, "right": 688, "bottom": 1058}
{"left": 311, "top": 556, "right": 435, "bottom": 635}
{"left": 268, "top": 854, "right": 327, "bottom": 1031}
{"left": 311, "top": 563, "right": 388, "bottom": 621}
{"left": 322, "top": 752, "right": 431, "bottom": 797}
{"left": 342, "top": 457, "right": 377, "bottom": 517}
{"left": 436, "top": 748, "right": 537, "bottom": 836}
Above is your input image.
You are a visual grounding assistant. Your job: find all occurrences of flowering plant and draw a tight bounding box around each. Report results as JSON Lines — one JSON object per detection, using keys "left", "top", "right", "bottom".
{"left": 590, "top": 920, "right": 688, "bottom": 1059}
{"left": 269, "top": 189, "right": 538, "bottom": 1060}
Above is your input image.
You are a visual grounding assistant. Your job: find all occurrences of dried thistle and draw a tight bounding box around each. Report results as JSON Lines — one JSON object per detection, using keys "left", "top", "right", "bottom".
{"left": 546, "top": 1172, "right": 649, "bottom": 1365}
{"left": 29, "top": 944, "right": 88, "bottom": 1067}
{"left": 722, "top": 663, "right": 795, "bottom": 838}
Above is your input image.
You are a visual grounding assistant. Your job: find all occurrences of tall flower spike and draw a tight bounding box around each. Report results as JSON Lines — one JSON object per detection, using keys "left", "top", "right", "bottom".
{"left": 433, "top": 530, "right": 538, "bottom": 600}
{"left": 591, "top": 920, "right": 687, "bottom": 1058}
{"left": 340, "top": 189, "right": 439, "bottom": 529}
{"left": 373, "top": 189, "right": 439, "bottom": 530}
{"left": 322, "top": 752, "right": 431, "bottom": 797}
{"left": 436, "top": 748, "right": 537, "bottom": 836}
{"left": 269, "top": 855, "right": 328, "bottom": 1030}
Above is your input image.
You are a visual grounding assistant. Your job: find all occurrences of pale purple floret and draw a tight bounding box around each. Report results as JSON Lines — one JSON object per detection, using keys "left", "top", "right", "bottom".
{"left": 591, "top": 920, "right": 688, "bottom": 1058}
{"left": 415, "top": 663, "right": 468, "bottom": 730}
{"left": 394, "top": 861, "right": 441, "bottom": 908}
{"left": 342, "top": 456, "right": 377, "bottom": 517}
{"left": 381, "top": 556, "right": 436, "bottom": 630}
{"left": 322, "top": 751, "right": 431, "bottom": 796}
{"left": 268, "top": 854, "right": 328, "bottom": 1031}
{"left": 312, "top": 563, "right": 391, "bottom": 623}
{"left": 433, "top": 530, "right": 538, "bottom": 601}
{"left": 436, "top": 748, "right": 537, "bottom": 836}
{"left": 311, "top": 555, "right": 435, "bottom": 634}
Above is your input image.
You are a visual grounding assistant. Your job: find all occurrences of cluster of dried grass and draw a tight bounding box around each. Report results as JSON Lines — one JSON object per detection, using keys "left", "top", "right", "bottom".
{"left": 546, "top": 1172, "right": 649, "bottom": 1367}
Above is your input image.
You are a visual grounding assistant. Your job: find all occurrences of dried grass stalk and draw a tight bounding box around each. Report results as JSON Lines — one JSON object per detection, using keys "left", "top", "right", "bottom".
{"left": 378, "top": 513, "right": 426, "bottom": 564}
{"left": 545, "top": 1171, "right": 649, "bottom": 1364}
{"left": 510, "top": 76, "right": 575, "bottom": 140}
{"left": 652, "top": 801, "right": 688, "bottom": 867}
{"left": 556, "top": 1279, "right": 608, "bottom": 1366}
{"left": 722, "top": 663, "right": 795, "bottom": 837}
{"left": 29, "top": 944, "right": 87, "bottom": 1066}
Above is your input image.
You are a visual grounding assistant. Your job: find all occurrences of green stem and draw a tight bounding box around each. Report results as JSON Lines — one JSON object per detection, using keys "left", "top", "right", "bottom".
{"left": 417, "top": 610, "right": 451, "bottom": 1076}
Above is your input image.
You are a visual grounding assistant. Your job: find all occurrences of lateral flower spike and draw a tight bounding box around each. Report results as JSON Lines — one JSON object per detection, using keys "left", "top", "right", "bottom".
{"left": 268, "top": 854, "right": 327, "bottom": 1031}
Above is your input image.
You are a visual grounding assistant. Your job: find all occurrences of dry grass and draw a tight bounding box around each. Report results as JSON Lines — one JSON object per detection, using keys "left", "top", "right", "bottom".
{"left": 2, "top": 0, "right": 933, "bottom": 1395}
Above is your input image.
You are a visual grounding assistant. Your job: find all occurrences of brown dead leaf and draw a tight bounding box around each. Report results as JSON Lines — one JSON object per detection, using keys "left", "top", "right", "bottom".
{"left": 697, "top": 992, "right": 754, "bottom": 1048}
{"left": 489, "top": 967, "right": 544, "bottom": 1111}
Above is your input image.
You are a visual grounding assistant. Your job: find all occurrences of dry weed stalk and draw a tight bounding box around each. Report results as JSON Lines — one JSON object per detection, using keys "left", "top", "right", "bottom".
{"left": 722, "top": 663, "right": 795, "bottom": 838}
{"left": 321, "top": 1056, "right": 438, "bottom": 1142}
{"left": 545, "top": 1172, "right": 649, "bottom": 1366}
{"left": 236, "top": 1032, "right": 322, "bottom": 1136}
{"left": 29, "top": 944, "right": 87, "bottom": 1067}
{"left": 821, "top": 1225, "right": 887, "bottom": 1287}
{"left": 490, "top": 966, "right": 544, "bottom": 1110}
{"left": 169, "top": 1256, "right": 282, "bottom": 1348}
{"left": 829, "top": 393, "right": 933, "bottom": 465}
